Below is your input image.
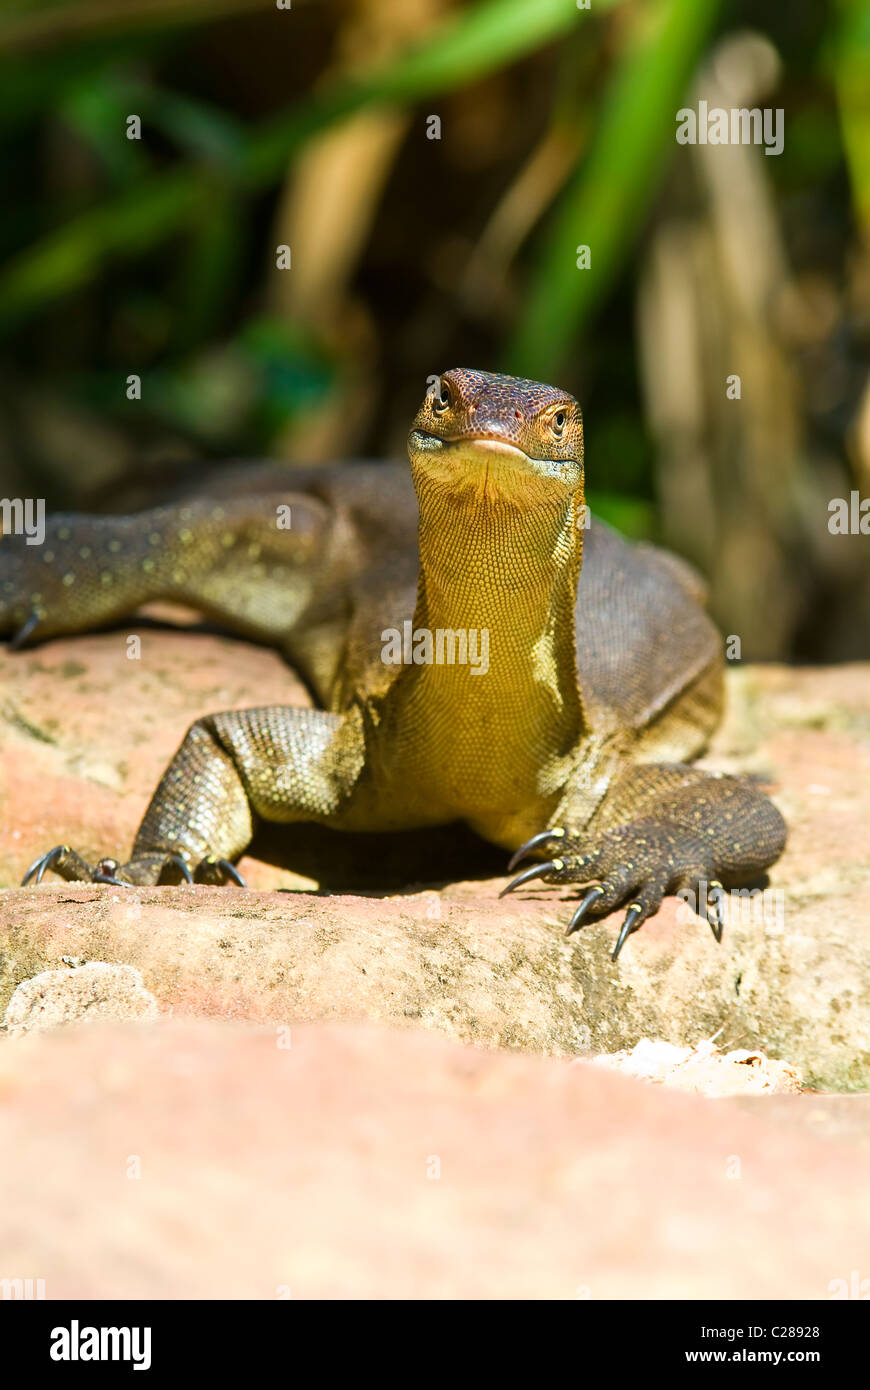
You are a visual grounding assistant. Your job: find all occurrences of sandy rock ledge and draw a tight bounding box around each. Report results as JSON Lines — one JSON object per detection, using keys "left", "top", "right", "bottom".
{"left": 0, "top": 631, "right": 868, "bottom": 1090}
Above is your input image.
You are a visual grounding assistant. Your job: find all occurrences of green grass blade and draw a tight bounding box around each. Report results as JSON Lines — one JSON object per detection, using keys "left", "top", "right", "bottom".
{"left": 0, "top": 0, "right": 587, "bottom": 329}
{"left": 504, "top": 0, "right": 722, "bottom": 379}
{"left": 833, "top": 0, "right": 870, "bottom": 235}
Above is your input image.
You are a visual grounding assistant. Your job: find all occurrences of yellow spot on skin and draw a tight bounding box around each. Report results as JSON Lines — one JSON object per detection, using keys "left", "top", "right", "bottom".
{"left": 179, "top": 529, "right": 193, "bottom": 545}
{"left": 211, "top": 507, "right": 226, "bottom": 521}
{"left": 58, "top": 527, "right": 70, "bottom": 540}
{"left": 62, "top": 573, "right": 75, "bottom": 586}
{"left": 220, "top": 531, "right": 235, "bottom": 548}
{"left": 43, "top": 551, "right": 54, "bottom": 564}
{"left": 149, "top": 532, "right": 162, "bottom": 546}
{"left": 30, "top": 593, "right": 42, "bottom": 604}
{"left": 142, "top": 558, "right": 155, "bottom": 573}
{"left": 100, "top": 572, "right": 113, "bottom": 586}
{"left": 172, "top": 569, "right": 187, "bottom": 585}
{"left": 247, "top": 543, "right": 262, "bottom": 560}
{"left": 108, "top": 540, "right": 121, "bottom": 553}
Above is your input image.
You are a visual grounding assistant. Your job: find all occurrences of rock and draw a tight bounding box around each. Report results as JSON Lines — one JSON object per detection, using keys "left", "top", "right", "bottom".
{"left": 1, "top": 626, "right": 869, "bottom": 1089}
{"left": 2, "top": 961, "right": 159, "bottom": 1037}
{"left": 0, "top": 617, "right": 314, "bottom": 895}
{"left": 0, "top": 1018, "right": 868, "bottom": 1299}
{"left": 590, "top": 1037, "right": 803, "bottom": 1096}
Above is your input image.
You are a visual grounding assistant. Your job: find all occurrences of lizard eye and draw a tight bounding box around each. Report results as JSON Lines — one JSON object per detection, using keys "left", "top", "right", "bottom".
{"left": 433, "top": 380, "right": 452, "bottom": 415}
{"left": 551, "top": 409, "right": 568, "bottom": 437}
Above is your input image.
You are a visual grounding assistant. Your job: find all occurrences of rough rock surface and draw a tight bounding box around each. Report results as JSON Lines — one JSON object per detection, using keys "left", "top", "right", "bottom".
{"left": 0, "top": 623, "right": 868, "bottom": 1089}
{"left": 590, "top": 1038, "right": 803, "bottom": 1096}
{"left": 0, "top": 1018, "right": 868, "bottom": 1300}
{"left": 2, "top": 961, "right": 158, "bottom": 1037}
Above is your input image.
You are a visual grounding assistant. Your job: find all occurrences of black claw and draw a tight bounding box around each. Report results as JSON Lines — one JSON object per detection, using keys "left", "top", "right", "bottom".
{"left": 159, "top": 853, "right": 194, "bottom": 885}
{"left": 215, "top": 859, "right": 246, "bottom": 888}
{"left": 707, "top": 882, "right": 726, "bottom": 943}
{"left": 21, "top": 844, "right": 69, "bottom": 886}
{"left": 499, "top": 860, "right": 562, "bottom": 899}
{"left": 9, "top": 611, "right": 40, "bottom": 651}
{"left": 507, "top": 828, "right": 565, "bottom": 874}
{"left": 565, "top": 885, "right": 605, "bottom": 937}
{"left": 612, "top": 903, "right": 644, "bottom": 961}
{"left": 21, "top": 856, "right": 44, "bottom": 887}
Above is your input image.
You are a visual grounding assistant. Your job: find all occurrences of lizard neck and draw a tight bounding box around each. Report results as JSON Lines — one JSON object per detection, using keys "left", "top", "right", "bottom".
{"left": 365, "top": 368, "right": 593, "bottom": 842}
{"left": 413, "top": 479, "right": 585, "bottom": 708}
{"left": 391, "top": 468, "right": 592, "bottom": 817}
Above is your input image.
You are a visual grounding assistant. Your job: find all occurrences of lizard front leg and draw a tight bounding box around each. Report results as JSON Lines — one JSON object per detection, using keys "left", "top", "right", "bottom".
{"left": 501, "top": 764, "right": 787, "bottom": 959}
{"left": 23, "top": 706, "right": 365, "bottom": 888}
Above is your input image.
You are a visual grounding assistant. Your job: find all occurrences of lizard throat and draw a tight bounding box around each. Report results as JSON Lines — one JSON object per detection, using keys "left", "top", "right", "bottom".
{"left": 406, "top": 463, "right": 590, "bottom": 746}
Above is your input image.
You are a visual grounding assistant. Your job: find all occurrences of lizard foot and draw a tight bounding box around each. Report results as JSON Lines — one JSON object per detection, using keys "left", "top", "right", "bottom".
{"left": 501, "top": 821, "right": 727, "bottom": 960}
{"left": 21, "top": 846, "right": 130, "bottom": 887}
{"left": 21, "top": 846, "right": 246, "bottom": 889}
{"left": 191, "top": 856, "right": 247, "bottom": 887}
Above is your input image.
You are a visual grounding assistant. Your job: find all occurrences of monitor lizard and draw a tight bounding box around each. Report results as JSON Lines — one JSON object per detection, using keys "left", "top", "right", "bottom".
{"left": 1, "top": 368, "right": 786, "bottom": 959}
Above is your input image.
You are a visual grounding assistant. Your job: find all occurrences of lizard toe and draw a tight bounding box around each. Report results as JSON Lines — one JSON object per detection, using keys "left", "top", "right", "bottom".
{"left": 677, "top": 873, "right": 728, "bottom": 943}
{"left": 22, "top": 844, "right": 99, "bottom": 886}
{"left": 499, "top": 859, "right": 566, "bottom": 898}
{"left": 506, "top": 827, "right": 567, "bottom": 873}
{"left": 193, "top": 856, "right": 247, "bottom": 888}
{"left": 156, "top": 854, "right": 195, "bottom": 886}
{"left": 92, "top": 857, "right": 131, "bottom": 886}
{"left": 612, "top": 902, "right": 645, "bottom": 960}
{"left": 706, "top": 880, "right": 727, "bottom": 942}
{"left": 565, "top": 884, "right": 605, "bottom": 936}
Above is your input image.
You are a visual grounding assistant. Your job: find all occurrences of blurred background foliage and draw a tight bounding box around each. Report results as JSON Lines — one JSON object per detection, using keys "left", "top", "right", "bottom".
{"left": 0, "top": 0, "right": 868, "bottom": 659}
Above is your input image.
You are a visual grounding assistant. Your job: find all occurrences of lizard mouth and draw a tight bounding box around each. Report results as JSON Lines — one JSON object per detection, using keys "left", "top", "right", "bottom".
{"left": 408, "top": 429, "right": 580, "bottom": 487}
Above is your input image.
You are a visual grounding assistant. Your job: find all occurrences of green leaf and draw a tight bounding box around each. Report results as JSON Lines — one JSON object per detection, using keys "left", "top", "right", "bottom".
{"left": 0, "top": 0, "right": 587, "bottom": 329}
{"left": 503, "top": 0, "right": 722, "bottom": 378}
{"left": 59, "top": 70, "right": 149, "bottom": 182}
{"left": 833, "top": 0, "right": 870, "bottom": 234}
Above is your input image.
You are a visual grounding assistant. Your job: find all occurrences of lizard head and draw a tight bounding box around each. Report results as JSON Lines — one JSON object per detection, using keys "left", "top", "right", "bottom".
{"left": 408, "top": 368, "right": 584, "bottom": 502}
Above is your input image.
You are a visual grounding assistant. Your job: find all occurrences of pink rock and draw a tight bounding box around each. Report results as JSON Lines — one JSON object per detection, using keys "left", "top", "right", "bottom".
{"left": 1, "top": 631, "right": 869, "bottom": 1088}
{"left": 0, "top": 1018, "right": 867, "bottom": 1299}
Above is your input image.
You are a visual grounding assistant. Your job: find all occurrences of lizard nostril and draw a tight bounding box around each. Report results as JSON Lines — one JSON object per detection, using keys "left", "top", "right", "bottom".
{"left": 514, "top": 410, "right": 522, "bottom": 419}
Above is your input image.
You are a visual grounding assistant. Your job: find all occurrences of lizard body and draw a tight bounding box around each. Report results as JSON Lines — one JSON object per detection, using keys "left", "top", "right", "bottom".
{"left": 1, "top": 369, "right": 785, "bottom": 956}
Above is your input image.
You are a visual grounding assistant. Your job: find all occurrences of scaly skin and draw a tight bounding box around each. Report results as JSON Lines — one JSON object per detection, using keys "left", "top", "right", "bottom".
{"left": 3, "top": 369, "right": 786, "bottom": 957}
